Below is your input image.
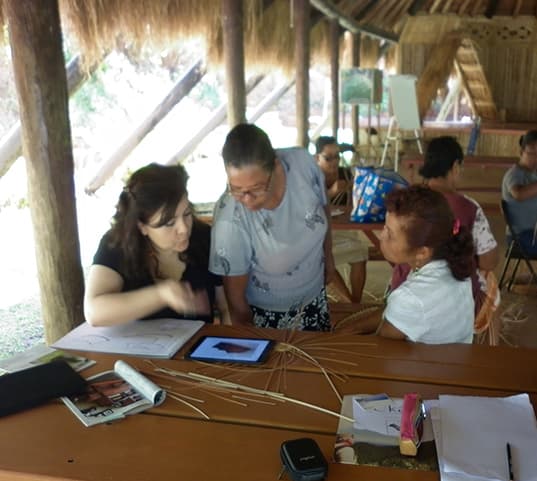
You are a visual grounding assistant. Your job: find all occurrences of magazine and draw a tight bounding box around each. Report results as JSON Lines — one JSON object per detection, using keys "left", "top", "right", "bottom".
{"left": 62, "top": 360, "right": 165, "bottom": 427}
{"left": 334, "top": 394, "right": 438, "bottom": 471}
{"left": 0, "top": 343, "right": 95, "bottom": 376}
{"left": 52, "top": 318, "right": 205, "bottom": 358}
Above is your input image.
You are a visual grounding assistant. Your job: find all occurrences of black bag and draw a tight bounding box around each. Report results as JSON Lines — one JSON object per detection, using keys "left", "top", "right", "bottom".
{"left": 0, "top": 360, "right": 87, "bottom": 417}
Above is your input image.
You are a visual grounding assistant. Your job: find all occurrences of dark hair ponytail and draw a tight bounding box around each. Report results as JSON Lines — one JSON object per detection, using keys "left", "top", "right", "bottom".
{"left": 418, "top": 136, "right": 463, "bottom": 179}
{"left": 433, "top": 225, "right": 474, "bottom": 280}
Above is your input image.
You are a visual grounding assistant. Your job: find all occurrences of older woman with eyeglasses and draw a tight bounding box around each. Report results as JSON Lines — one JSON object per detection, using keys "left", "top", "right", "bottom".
{"left": 209, "top": 123, "right": 336, "bottom": 331}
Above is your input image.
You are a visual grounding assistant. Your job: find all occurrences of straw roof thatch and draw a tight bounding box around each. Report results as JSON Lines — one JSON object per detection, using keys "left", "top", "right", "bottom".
{"left": 1, "top": 1, "right": 398, "bottom": 75}
{"left": 3, "top": 1, "right": 537, "bottom": 121}
{"left": 58, "top": 0, "right": 332, "bottom": 75}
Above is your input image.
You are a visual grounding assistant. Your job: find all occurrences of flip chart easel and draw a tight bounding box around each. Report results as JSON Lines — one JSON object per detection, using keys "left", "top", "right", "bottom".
{"left": 380, "top": 75, "right": 423, "bottom": 171}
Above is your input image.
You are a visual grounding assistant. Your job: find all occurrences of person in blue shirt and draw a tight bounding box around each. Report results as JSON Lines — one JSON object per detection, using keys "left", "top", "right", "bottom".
{"left": 209, "top": 124, "right": 336, "bottom": 331}
{"left": 502, "top": 130, "right": 537, "bottom": 255}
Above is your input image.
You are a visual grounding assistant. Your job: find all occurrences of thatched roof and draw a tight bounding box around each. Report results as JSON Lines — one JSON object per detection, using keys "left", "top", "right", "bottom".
{"left": 60, "top": 1, "right": 331, "bottom": 73}
{"left": 2, "top": 1, "right": 537, "bottom": 69}
{"left": 1, "top": 1, "right": 390, "bottom": 74}
{"left": 3, "top": 0, "right": 537, "bottom": 120}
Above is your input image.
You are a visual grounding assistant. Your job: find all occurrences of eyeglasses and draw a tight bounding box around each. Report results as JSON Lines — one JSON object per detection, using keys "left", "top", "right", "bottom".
{"left": 227, "top": 169, "right": 274, "bottom": 200}
{"left": 320, "top": 153, "right": 340, "bottom": 162}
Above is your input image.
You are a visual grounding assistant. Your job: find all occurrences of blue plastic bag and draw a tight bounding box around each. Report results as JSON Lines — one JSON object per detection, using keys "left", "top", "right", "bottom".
{"left": 350, "top": 167, "right": 408, "bottom": 223}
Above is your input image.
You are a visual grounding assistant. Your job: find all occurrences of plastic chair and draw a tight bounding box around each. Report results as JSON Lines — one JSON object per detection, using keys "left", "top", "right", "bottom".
{"left": 498, "top": 200, "right": 537, "bottom": 291}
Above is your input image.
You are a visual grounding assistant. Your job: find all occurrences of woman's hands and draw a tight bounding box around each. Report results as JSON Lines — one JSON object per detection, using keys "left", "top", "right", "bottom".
{"left": 157, "top": 279, "right": 210, "bottom": 318}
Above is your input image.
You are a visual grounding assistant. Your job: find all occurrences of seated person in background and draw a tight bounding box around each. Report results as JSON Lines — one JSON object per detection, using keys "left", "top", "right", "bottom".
{"left": 84, "top": 163, "right": 230, "bottom": 326}
{"left": 209, "top": 124, "right": 335, "bottom": 331}
{"left": 502, "top": 130, "right": 537, "bottom": 256}
{"left": 315, "top": 136, "right": 368, "bottom": 303}
{"left": 391, "top": 136, "right": 499, "bottom": 317}
{"left": 360, "top": 186, "right": 475, "bottom": 344}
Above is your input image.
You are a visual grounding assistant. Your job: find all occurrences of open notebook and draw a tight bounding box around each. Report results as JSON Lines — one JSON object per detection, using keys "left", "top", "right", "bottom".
{"left": 52, "top": 318, "right": 204, "bottom": 358}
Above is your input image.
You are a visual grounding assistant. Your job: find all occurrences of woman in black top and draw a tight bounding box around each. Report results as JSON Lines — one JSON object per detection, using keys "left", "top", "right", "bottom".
{"left": 84, "top": 163, "right": 229, "bottom": 326}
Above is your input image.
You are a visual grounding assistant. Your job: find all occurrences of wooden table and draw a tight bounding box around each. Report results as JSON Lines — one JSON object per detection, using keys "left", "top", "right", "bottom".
{"left": 1, "top": 325, "right": 535, "bottom": 481}
{"left": 330, "top": 207, "right": 384, "bottom": 251}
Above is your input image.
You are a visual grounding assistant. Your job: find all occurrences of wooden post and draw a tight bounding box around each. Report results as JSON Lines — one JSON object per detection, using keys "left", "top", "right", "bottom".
{"left": 330, "top": 19, "right": 340, "bottom": 138}
{"left": 294, "top": 0, "right": 310, "bottom": 147}
{"left": 85, "top": 60, "right": 206, "bottom": 194}
{"left": 5, "top": 0, "right": 84, "bottom": 342}
{"left": 222, "top": 0, "right": 246, "bottom": 127}
{"left": 350, "top": 32, "right": 361, "bottom": 146}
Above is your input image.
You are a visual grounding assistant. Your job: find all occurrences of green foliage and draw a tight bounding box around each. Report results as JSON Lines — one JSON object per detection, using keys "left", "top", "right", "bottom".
{"left": 191, "top": 78, "right": 222, "bottom": 110}
{"left": 71, "top": 65, "right": 113, "bottom": 116}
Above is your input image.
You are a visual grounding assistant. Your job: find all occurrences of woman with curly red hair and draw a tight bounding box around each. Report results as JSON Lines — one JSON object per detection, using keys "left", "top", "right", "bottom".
{"left": 377, "top": 185, "right": 475, "bottom": 344}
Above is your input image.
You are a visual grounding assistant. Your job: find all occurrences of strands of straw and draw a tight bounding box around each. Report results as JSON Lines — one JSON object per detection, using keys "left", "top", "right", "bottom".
{"left": 152, "top": 365, "right": 354, "bottom": 424}
{"left": 167, "top": 393, "right": 210, "bottom": 420}
{"left": 231, "top": 395, "right": 277, "bottom": 406}
{"left": 333, "top": 306, "right": 384, "bottom": 331}
{"left": 275, "top": 342, "right": 343, "bottom": 402}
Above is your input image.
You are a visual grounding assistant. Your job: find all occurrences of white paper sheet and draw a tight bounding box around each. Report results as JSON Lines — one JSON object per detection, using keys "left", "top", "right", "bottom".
{"left": 436, "top": 394, "right": 537, "bottom": 481}
{"left": 352, "top": 394, "right": 404, "bottom": 436}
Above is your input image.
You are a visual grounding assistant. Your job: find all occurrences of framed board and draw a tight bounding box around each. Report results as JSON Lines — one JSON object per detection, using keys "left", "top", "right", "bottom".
{"left": 388, "top": 75, "right": 420, "bottom": 129}
{"left": 340, "top": 68, "right": 383, "bottom": 105}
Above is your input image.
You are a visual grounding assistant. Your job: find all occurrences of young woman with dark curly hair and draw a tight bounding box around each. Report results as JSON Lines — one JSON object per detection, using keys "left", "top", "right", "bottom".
{"left": 84, "top": 163, "right": 229, "bottom": 326}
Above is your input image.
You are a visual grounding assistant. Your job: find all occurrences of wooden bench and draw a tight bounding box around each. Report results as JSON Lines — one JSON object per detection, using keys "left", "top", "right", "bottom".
{"left": 401, "top": 154, "right": 516, "bottom": 183}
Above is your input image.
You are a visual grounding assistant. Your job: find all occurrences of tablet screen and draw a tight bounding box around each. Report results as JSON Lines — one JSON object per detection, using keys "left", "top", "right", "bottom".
{"left": 185, "top": 336, "right": 274, "bottom": 364}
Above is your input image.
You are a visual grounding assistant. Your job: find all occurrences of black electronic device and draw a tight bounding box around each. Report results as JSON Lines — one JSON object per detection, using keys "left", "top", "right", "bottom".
{"left": 0, "top": 360, "right": 87, "bottom": 417}
{"left": 279, "top": 438, "right": 328, "bottom": 481}
{"left": 185, "top": 335, "right": 274, "bottom": 364}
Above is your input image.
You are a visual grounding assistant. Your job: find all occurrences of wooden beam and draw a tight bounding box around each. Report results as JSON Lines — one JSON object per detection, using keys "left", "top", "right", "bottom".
{"left": 354, "top": 0, "right": 378, "bottom": 20}
{"left": 309, "top": 0, "right": 399, "bottom": 43}
{"left": 294, "top": 0, "right": 310, "bottom": 147}
{"left": 371, "top": 0, "right": 397, "bottom": 24}
{"left": 349, "top": 32, "right": 361, "bottom": 146}
{"left": 0, "top": 54, "right": 98, "bottom": 179}
{"left": 383, "top": 0, "right": 413, "bottom": 28}
{"left": 359, "top": 0, "right": 386, "bottom": 24}
{"left": 484, "top": 0, "right": 499, "bottom": 18}
{"left": 330, "top": 18, "right": 339, "bottom": 137}
{"left": 85, "top": 60, "right": 206, "bottom": 194}
{"left": 471, "top": 0, "right": 483, "bottom": 16}
{"left": 222, "top": 0, "right": 246, "bottom": 127}
{"left": 165, "top": 75, "right": 263, "bottom": 165}
{"left": 442, "top": 0, "right": 455, "bottom": 14}
{"left": 454, "top": 59, "right": 478, "bottom": 117}
{"left": 5, "top": 0, "right": 84, "bottom": 342}
{"left": 408, "top": 0, "right": 427, "bottom": 15}
{"left": 429, "top": 0, "right": 443, "bottom": 14}
{"left": 513, "top": 0, "right": 523, "bottom": 17}
{"left": 458, "top": 0, "right": 473, "bottom": 15}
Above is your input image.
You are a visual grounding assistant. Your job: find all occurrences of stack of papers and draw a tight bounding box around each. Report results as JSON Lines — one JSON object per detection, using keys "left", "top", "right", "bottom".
{"left": 430, "top": 394, "right": 537, "bottom": 481}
